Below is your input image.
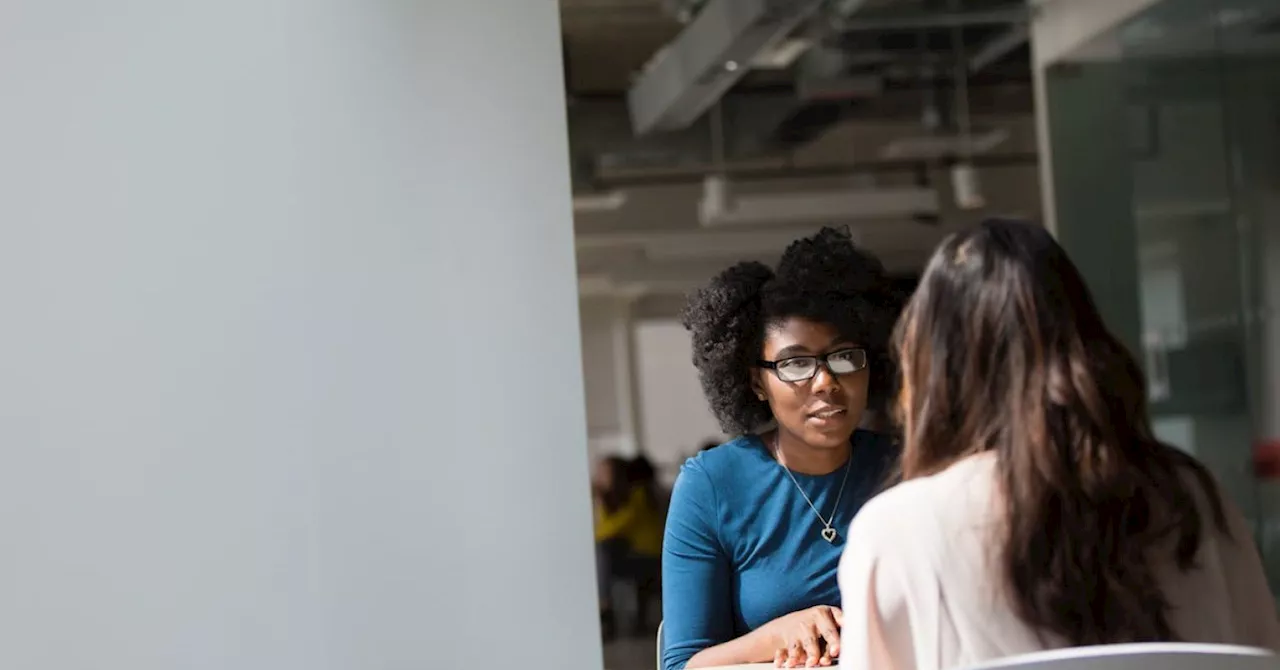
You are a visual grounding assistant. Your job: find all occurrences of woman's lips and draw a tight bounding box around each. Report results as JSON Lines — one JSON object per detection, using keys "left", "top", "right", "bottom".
{"left": 807, "top": 407, "right": 848, "bottom": 427}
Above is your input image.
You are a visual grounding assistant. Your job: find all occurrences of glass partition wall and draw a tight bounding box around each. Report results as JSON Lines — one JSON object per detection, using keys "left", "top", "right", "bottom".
{"left": 1042, "top": 0, "right": 1280, "bottom": 597}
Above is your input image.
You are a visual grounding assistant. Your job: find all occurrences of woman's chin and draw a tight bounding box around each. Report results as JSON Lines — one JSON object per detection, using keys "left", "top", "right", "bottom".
{"left": 801, "top": 420, "right": 856, "bottom": 449}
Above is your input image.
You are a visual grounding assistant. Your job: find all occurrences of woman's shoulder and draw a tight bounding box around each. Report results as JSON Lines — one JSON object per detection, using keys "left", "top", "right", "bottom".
{"left": 682, "top": 434, "right": 768, "bottom": 477}
{"left": 671, "top": 435, "right": 771, "bottom": 506}
{"left": 850, "top": 452, "right": 999, "bottom": 541}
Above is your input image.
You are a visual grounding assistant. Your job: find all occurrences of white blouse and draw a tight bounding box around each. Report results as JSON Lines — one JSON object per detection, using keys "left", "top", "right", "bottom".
{"left": 838, "top": 452, "right": 1280, "bottom": 670}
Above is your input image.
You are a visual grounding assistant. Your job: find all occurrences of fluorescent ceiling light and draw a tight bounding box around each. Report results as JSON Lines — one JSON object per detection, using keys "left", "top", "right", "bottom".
{"left": 572, "top": 191, "right": 628, "bottom": 213}
{"left": 879, "top": 129, "right": 1010, "bottom": 160}
{"left": 698, "top": 177, "right": 939, "bottom": 228}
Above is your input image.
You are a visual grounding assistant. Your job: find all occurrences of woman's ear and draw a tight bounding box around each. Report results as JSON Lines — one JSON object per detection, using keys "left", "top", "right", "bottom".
{"left": 751, "top": 370, "right": 767, "bottom": 401}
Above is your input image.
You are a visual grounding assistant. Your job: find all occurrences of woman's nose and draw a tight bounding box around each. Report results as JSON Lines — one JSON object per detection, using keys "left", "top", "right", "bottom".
{"left": 811, "top": 364, "right": 840, "bottom": 393}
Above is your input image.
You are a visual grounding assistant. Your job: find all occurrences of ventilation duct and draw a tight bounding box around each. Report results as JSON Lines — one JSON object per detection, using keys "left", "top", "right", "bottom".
{"left": 571, "top": 95, "right": 796, "bottom": 176}
{"left": 627, "top": 0, "right": 826, "bottom": 136}
{"left": 662, "top": 0, "right": 712, "bottom": 23}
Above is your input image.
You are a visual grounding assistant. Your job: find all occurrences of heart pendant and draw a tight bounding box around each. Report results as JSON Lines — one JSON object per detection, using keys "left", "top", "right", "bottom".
{"left": 821, "top": 526, "right": 837, "bottom": 543}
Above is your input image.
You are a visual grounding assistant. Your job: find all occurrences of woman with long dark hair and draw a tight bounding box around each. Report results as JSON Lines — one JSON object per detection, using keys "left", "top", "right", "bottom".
{"left": 838, "top": 219, "right": 1279, "bottom": 669}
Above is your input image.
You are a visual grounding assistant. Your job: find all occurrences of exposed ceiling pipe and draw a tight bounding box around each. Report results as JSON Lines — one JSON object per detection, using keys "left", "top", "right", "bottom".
{"left": 573, "top": 0, "right": 1037, "bottom": 190}
{"left": 573, "top": 87, "right": 1029, "bottom": 172}
{"left": 568, "top": 86, "right": 1034, "bottom": 185}
{"left": 918, "top": 28, "right": 942, "bottom": 130}
{"left": 948, "top": 0, "right": 985, "bottom": 211}
{"left": 589, "top": 152, "right": 1040, "bottom": 189}
{"left": 835, "top": 6, "right": 1031, "bottom": 32}
{"left": 951, "top": 1, "right": 973, "bottom": 150}
{"left": 969, "top": 24, "right": 1031, "bottom": 73}
{"left": 829, "top": 0, "right": 871, "bottom": 17}
{"left": 661, "top": 0, "right": 711, "bottom": 24}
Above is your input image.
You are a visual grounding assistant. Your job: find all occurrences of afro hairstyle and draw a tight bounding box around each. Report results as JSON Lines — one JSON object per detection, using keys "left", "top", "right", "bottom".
{"left": 680, "top": 226, "right": 898, "bottom": 435}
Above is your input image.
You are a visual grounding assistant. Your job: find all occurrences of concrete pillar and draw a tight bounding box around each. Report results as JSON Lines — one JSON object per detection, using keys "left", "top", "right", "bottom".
{"left": 0, "top": 3, "right": 599, "bottom": 668}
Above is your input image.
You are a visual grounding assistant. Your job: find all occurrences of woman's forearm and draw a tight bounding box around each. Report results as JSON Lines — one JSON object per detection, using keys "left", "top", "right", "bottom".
{"left": 684, "top": 626, "right": 775, "bottom": 669}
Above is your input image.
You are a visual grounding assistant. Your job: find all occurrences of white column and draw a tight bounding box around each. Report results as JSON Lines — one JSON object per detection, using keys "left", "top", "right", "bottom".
{"left": 0, "top": 3, "right": 599, "bottom": 669}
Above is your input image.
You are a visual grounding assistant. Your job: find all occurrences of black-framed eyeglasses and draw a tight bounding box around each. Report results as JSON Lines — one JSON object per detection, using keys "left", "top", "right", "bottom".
{"left": 757, "top": 348, "right": 868, "bottom": 383}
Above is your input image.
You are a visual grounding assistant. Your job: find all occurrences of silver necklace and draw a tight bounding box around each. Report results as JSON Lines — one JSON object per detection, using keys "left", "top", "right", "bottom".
{"left": 773, "top": 433, "right": 853, "bottom": 543}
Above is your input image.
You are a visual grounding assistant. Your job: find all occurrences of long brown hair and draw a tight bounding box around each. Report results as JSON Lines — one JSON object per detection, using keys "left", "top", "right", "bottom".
{"left": 893, "top": 219, "right": 1227, "bottom": 645}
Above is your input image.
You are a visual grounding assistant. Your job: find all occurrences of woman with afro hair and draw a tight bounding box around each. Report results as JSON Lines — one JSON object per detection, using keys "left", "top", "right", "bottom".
{"left": 661, "top": 227, "right": 899, "bottom": 670}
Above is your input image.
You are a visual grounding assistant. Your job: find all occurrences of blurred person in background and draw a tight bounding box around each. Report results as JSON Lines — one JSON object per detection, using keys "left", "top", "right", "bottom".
{"left": 839, "top": 219, "right": 1280, "bottom": 669}
{"left": 663, "top": 227, "right": 900, "bottom": 670}
{"left": 628, "top": 454, "right": 668, "bottom": 520}
{"left": 594, "top": 455, "right": 664, "bottom": 639}
{"left": 628, "top": 454, "right": 666, "bottom": 628}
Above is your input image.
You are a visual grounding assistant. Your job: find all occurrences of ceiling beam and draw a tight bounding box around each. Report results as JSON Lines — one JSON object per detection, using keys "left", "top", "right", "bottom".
{"left": 836, "top": 5, "right": 1031, "bottom": 33}
{"left": 970, "top": 24, "right": 1031, "bottom": 72}
{"left": 587, "top": 152, "right": 1039, "bottom": 189}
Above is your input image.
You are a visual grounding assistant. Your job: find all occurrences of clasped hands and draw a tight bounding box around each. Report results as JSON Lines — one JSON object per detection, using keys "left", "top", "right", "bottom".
{"left": 761, "top": 605, "right": 843, "bottom": 668}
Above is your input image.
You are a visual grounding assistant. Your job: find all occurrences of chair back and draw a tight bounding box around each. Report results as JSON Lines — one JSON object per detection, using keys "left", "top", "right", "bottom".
{"left": 964, "top": 643, "right": 1277, "bottom": 670}
{"left": 655, "top": 620, "right": 663, "bottom": 670}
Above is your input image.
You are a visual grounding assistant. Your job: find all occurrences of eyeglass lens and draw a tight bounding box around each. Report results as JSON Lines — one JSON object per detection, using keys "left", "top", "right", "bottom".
{"left": 774, "top": 349, "right": 866, "bottom": 382}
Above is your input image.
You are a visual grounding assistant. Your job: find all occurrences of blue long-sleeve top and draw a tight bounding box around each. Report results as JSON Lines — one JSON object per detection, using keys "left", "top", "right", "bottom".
{"left": 660, "top": 430, "right": 896, "bottom": 670}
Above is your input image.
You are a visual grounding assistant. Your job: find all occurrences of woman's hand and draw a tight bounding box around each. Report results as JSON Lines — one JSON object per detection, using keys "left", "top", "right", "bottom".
{"left": 761, "top": 605, "right": 843, "bottom": 668}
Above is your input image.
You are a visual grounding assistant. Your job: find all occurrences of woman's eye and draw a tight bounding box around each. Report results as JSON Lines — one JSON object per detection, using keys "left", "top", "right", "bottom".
{"left": 778, "top": 358, "right": 811, "bottom": 371}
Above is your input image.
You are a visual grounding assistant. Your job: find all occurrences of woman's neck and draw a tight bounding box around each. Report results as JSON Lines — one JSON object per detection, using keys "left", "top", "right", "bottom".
{"left": 770, "top": 430, "right": 851, "bottom": 476}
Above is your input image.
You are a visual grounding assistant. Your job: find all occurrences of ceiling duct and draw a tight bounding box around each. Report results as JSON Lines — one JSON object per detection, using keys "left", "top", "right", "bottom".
{"left": 697, "top": 175, "right": 939, "bottom": 227}
{"left": 662, "top": 0, "right": 712, "bottom": 24}
{"left": 627, "top": 0, "right": 826, "bottom": 136}
{"left": 763, "top": 44, "right": 879, "bottom": 147}
{"left": 569, "top": 94, "right": 797, "bottom": 180}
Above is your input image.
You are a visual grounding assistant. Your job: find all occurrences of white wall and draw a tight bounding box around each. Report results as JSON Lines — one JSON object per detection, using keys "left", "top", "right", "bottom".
{"left": 0, "top": 3, "right": 599, "bottom": 669}
{"left": 578, "top": 305, "right": 724, "bottom": 477}
{"left": 580, "top": 299, "right": 623, "bottom": 438}
{"left": 634, "top": 320, "right": 725, "bottom": 481}
{"left": 579, "top": 296, "right": 642, "bottom": 460}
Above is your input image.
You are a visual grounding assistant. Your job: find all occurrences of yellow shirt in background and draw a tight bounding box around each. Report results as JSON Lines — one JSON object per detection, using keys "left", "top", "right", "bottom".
{"left": 594, "top": 487, "right": 664, "bottom": 556}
